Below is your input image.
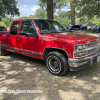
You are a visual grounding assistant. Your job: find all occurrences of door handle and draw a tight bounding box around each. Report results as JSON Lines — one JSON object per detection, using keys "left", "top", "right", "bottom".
{"left": 17, "top": 38, "right": 20, "bottom": 41}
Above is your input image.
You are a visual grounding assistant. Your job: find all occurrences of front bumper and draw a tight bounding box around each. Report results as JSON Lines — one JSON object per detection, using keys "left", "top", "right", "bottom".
{"left": 68, "top": 51, "right": 100, "bottom": 71}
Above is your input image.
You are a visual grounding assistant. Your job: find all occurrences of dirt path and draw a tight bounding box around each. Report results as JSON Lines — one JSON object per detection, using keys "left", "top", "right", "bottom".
{"left": 0, "top": 53, "right": 100, "bottom": 100}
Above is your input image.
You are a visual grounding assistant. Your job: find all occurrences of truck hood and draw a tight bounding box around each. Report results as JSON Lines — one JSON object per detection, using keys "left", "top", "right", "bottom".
{"left": 44, "top": 32, "right": 98, "bottom": 44}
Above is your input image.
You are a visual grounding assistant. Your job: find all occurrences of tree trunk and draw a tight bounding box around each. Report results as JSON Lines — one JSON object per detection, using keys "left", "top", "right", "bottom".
{"left": 70, "top": 0, "right": 76, "bottom": 25}
{"left": 71, "top": 8, "right": 75, "bottom": 25}
{"left": 47, "top": 0, "right": 53, "bottom": 20}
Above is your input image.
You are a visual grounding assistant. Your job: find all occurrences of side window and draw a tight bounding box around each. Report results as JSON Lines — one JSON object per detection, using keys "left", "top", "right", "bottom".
{"left": 20, "top": 20, "right": 37, "bottom": 36}
{"left": 10, "top": 21, "right": 20, "bottom": 35}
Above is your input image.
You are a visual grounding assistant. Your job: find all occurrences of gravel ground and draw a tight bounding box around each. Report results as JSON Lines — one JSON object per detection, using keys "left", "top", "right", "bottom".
{"left": 0, "top": 52, "right": 100, "bottom": 100}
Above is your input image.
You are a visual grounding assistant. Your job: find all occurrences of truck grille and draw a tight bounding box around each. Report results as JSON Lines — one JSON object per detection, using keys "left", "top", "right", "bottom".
{"left": 87, "top": 41, "right": 99, "bottom": 56}
{"left": 88, "top": 41, "right": 98, "bottom": 48}
{"left": 73, "top": 41, "right": 99, "bottom": 58}
{"left": 87, "top": 48, "right": 98, "bottom": 55}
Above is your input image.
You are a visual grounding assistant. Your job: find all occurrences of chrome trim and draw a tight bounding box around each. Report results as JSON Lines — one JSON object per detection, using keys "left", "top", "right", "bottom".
{"left": 73, "top": 41, "right": 99, "bottom": 58}
{"left": 68, "top": 51, "right": 100, "bottom": 68}
{"left": 69, "top": 51, "right": 100, "bottom": 62}
{"left": 73, "top": 46, "right": 99, "bottom": 53}
{"left": 69, "top": 61, "right": 88, "bottom": 67}
{"left": 74, "top": 40, "right": 99, "bottom": 45}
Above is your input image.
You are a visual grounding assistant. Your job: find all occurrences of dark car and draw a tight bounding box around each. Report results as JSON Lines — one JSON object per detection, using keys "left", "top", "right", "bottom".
{"left": 88, "top": 25, "right": 100, "bottom": 33}
{"left": 80, "top": 26, "right": 87, "bottom": 32}
{"left": 0, "top": 26, "right": 7, "bottom": 31}
{"left": 67, "top": 25, "right": 81, "bottom": 31}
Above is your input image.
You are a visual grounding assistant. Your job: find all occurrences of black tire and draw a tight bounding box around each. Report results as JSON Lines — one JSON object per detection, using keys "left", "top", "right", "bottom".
{"left": 45, "top": 51, "right": 68, "bottom": 76}
{"left": 0, "top": 44, "right": 7, "bottom": 56}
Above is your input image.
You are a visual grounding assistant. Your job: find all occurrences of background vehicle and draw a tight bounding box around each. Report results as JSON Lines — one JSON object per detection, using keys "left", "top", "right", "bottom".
{"left": 0, "top": 19, "right": 100, "bottom": 76}
{"left": 0, "top": 26, "right": 7, "bottom": 31}
{"left": 80, "top": 26, "right": 87, "bottom": 32}
{"left": 90, "top": 25, "right": 100, "bottom": 33}
{"left": 67, "top": 25, "right": 81, "bottom": 31}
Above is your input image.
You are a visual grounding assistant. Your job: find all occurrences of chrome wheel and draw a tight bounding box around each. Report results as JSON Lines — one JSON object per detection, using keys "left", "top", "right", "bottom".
{"left": 47, "top": 55, "right": 62, "bottom": 74}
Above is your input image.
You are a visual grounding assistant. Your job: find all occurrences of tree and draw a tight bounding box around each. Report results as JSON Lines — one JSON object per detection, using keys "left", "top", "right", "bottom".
{"left": 35, "top": 8, "right": 47, "bottom": 19}
{"left": 0, "top": 22, "right": 6, "bottom": 27}
{"left": 77, "top": 0, "right": 100, "bottom": 19}
{"left": 69, "top": 0, "right": 77, "bottom": 25}
{"left": 29, "top": 14, "right": 36, "bottom": 19}
{"left": 57, "top": 11, "right": 68, "bottom": 18}
{"left": 0, "top": 0, "right": 19, "bottom": 19}
{"left": 47, "top": 0, "right": 53, "bottom": 19}
{"left": 38, "top": 0, "right": 67, "bottom": 20}
{"left": 17, "top": 16, "right": 29, "bottom": 20}
{"left": 55, "top": 17, "right": 71, "bottom": 27}
{"left": 2, "top": 16, "right": 14, "bottom": 27}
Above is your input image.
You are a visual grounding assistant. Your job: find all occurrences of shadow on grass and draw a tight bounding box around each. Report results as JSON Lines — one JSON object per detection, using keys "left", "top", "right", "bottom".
{"left": 0, "top": 53, "right": 100, "bottom": 100}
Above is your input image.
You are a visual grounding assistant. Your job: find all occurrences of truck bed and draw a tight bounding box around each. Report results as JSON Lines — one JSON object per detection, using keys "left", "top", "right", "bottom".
{"left": 0, "top": 31, "right": 9, "bottom": 42}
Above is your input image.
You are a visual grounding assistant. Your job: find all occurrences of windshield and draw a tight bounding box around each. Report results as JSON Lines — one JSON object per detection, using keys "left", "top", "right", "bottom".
{"left": 34, "top": 20, "right": 67, "bottom": 34}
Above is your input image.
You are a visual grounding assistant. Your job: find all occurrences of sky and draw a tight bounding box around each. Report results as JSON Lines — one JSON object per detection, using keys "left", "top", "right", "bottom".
{"left": 16, "top": 0, "right": 69, "bottom": 18}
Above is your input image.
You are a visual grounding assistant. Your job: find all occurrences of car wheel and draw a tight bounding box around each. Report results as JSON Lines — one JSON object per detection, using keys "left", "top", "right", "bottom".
{"left": 0, "top": 44, "right": 7, "bottom": 56}
{"left": 46, "top": 51, "right": 68, "bottom": 76}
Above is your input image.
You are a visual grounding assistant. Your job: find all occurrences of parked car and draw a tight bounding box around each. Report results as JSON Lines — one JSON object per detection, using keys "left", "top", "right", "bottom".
{"left": 67, "top": 25, "right": 81, "bottom": 31}
{"left": 0, "top": 26, "right": 7, "bottom": 31}
{"left": 88, "top": 25, "right": 100, "bottom": 33}
{"left": 80, "top": 26, "right": 87, "bottom": 32}
{"left": 0, "top": 19, "right": 100, "bottom": 76}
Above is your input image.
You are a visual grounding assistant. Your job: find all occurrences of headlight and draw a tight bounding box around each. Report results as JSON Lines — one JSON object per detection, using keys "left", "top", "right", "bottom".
{"left": 73, "top": 41, "right": 99, "bottom": 58}
{"left": 73, "top": 44, "right": 88, "bottom": 58}
{"left": 74, "top": 51, "right": 88, "bottom": 58}
{"left": 74, "top": 44, "right": 88, "bottom": 51}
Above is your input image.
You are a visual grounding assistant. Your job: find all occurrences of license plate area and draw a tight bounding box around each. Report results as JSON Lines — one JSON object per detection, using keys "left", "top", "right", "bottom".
{"left": 97, "top": 56, "right": 100, "bottom": 62}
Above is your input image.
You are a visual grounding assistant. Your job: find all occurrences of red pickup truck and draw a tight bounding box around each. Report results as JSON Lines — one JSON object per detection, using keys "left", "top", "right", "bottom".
{"left": 0, "top": 19, "right": 100, "bottom": 75}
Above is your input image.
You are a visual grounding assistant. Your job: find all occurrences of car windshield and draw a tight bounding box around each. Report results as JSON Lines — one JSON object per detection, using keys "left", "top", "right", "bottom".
{"left": 34, "top": 20, "right": 67, "bottom": 34}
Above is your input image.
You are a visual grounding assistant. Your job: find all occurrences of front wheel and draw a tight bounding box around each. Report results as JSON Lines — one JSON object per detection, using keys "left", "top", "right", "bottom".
{"left": 46, "top": 51, "right": 68, "bottom": 76}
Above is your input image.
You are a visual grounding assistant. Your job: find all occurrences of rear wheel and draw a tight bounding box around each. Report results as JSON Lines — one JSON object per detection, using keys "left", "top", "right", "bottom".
{"left": 0, "top": 44, "right": 7, "bottom": 56}
{"left": 46, "top": 51, "right": 68, "bottom": 76}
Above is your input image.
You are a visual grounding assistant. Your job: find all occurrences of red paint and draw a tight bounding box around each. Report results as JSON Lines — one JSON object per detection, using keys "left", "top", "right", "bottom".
{"left": 0, "top": 19, "right": 99, "bottom": 60}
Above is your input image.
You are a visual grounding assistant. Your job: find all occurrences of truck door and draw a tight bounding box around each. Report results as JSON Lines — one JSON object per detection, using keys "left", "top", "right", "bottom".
{"left": 17, "top": 20, "right": 40, "bottom": 57}
{"left": 8, "top": 21, "right": 20, "bottom": 52}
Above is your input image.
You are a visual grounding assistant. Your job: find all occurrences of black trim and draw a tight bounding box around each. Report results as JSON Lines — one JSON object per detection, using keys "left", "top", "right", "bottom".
{"left": 2, "top": 46, "right": 43, "bottom": 56}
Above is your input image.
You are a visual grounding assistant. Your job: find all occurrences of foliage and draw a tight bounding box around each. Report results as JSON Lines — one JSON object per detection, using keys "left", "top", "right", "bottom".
{"left": 77, "top": 0, "right": 100, "bottom": 18}
{"left": 29, "top": 14, "right": 37, "bottom": 19}
{"left": 55, "top": 17, "right": 71, "bottom": 27}
{"left": 57, "top": 11, "right": 68, "bottom": 18}
{"left": 1, "top": 16, "right": 14, "bottom": 27}
{"left": 35, "top": 8, "right": 47, "bottom": 19}
{"left": 17, "top": 16, "right": 29, "bottom": 20}
{"left": 0, "top": 22, "right": 6, "bottom": 27}
{"left": 0, "top": 0, "right": 19, "bottom": 19}
{"left": 38, "top": 0, "right": 67, "bottom": 11}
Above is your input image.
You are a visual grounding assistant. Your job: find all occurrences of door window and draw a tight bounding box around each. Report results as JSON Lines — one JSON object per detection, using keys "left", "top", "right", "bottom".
{"left": 20, "top": 20, "right": 37, "bottom": 36}
{"left": 10, "top": 21, "right": 20, "bottom": 35}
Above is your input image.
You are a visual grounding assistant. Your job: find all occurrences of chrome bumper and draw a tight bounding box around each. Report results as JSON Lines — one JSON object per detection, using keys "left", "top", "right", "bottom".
{"left": 68, "top": 51, "right": 100, "bottom": 71}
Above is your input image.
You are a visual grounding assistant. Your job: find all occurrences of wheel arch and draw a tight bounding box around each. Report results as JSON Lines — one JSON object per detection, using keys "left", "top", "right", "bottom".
{"left": 43, "top": 47, "right": 68, "bottom": 60}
